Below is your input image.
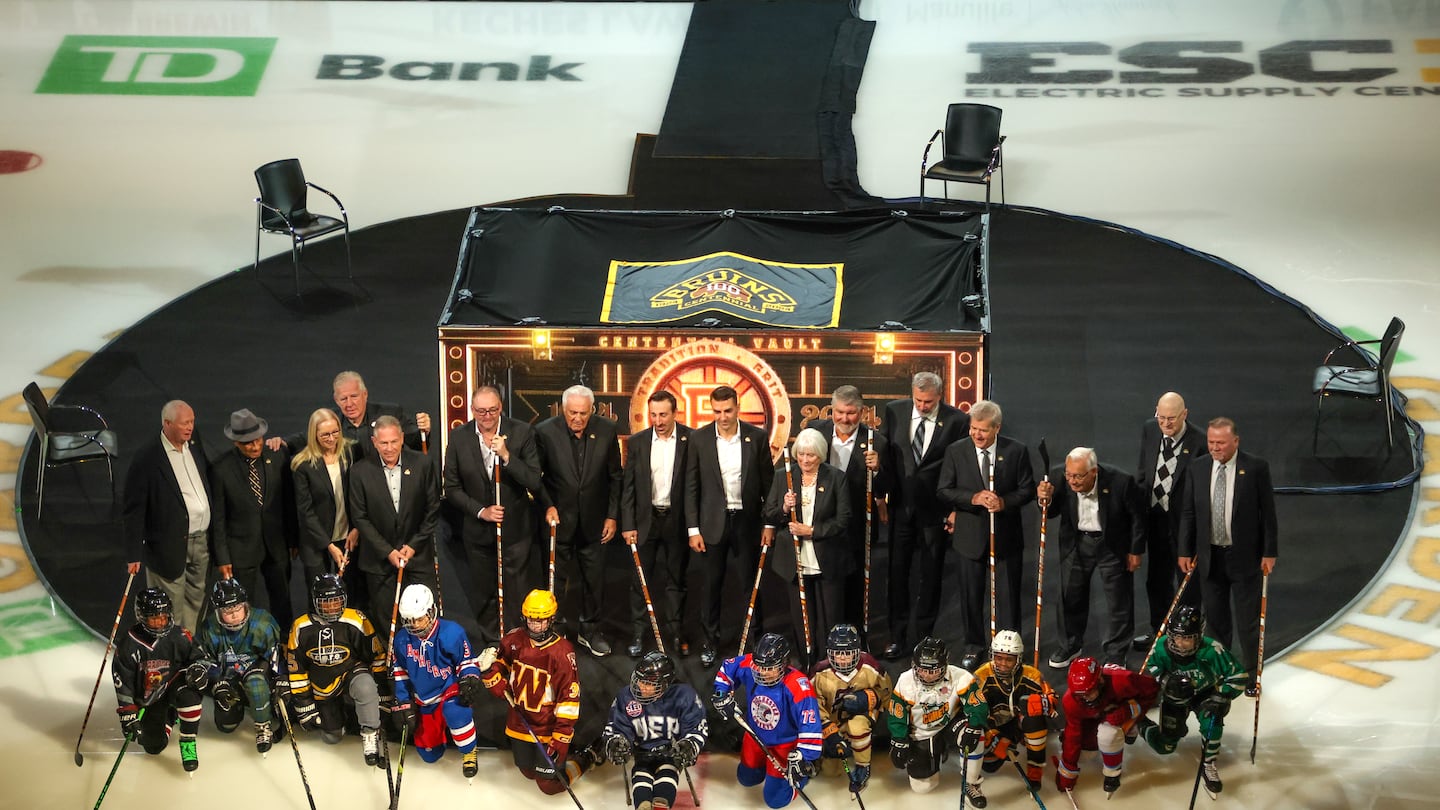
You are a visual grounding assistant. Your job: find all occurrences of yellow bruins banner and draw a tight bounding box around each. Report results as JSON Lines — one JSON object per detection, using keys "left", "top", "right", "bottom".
{"left": 601, "top": 251, "right": 842, "bottom": 327}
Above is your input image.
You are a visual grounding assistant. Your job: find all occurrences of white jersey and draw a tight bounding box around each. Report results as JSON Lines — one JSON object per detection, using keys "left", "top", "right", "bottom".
{"left": 889, "top": 665, "right": 978, "bottom": 742}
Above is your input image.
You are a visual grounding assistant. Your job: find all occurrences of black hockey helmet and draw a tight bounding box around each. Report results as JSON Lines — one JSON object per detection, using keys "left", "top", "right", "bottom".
{"left": 826, "top": 623, "right": 862, "bottom": 676}
{"left": 753, "top": 633, "right": 791, "bottom": 687}
{"left": 631, "top": 651, "right": 676, "bottom": 704}
{"left": 1165, "top": 605, "right": 1203, "bottom": 661}
{"left": 912, "top": 637, "right": 948, "bottom": 685}
{"left": 211, "top": 578, "right": 250, "bottom": 631}
{"left": 310, "top": 573, "right": 346, "bottom": 623}
{"left": 135, "top": 587, "right": 174, "bottom": 638}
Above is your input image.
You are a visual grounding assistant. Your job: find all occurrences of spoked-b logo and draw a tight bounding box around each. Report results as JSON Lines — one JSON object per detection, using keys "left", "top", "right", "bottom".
{"left": 37, "top": 36, "right": 276, "bottom": 96}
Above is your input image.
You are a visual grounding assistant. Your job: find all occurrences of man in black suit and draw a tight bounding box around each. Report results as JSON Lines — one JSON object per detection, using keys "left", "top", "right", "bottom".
{"left": 937, "top": 399, "right": 1035, "bottom": 669}
{"left": 123, "top": 400, "right": 212, "bottom": 632}
{"left": 534, "top": 384, "right": 624, "bottom": 657}
{"left": 1133, "top": 391, "right": 1206, "bottom": 649}
{"left": 804, "top": 385, "right": 888, "bottom": 635}
{"left": 685, "top": 384, "right": 774, "bottom": 666}
{"left": 270, "top": 370, "right": 431, "bottom": 463}
{"left": 1178, "top": 417, "right": 1278, "bottom": 695}
{"left": 350, "top": 415, "right": 441, "bottom": 634}
{"left": 620, "top": 391, "right": 693, "bottom": 657}
{"left": 443, "top": 385, "right": 542, "bottom": 643}
{"left": 209, "top": 409, "right": 297, "bottom": 630}
{"left": 880, "top": 371, "right": 969, "bottom": 660}
{"left": 1037, "top": 447, "right": 1146, "bottom": 668}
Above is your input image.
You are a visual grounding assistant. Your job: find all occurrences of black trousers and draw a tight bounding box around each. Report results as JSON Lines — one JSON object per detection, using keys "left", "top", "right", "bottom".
{"left": 630, "top": 507, "right": 688, "bottom": 643}
{"left": 233, "top": 550, "right": 293, "bottom": 631}
{"left": 552, "top": 524, "right": 606, "bottom": 631}
{"left": 697, "top": 510, "right": 762, "bottom": 651}
{"left": 1057, "top": 533, "right": 1134, "bottom": 665}
{"left": 1201, "top": 545, "right": 1263, "bottom": 682}
{"left": 1141, "top": 506, "right": 1199, "bottom": 633}
{"left": 887, "top": 512, "right": 947, "bottom": 648}
{"left": 366, "top": 563, "right": 438, "bottom": 637}
{"left": 955, "top": 551, "right": 1023, "bottom": 655}
{"left": 788, "top": 571, "right": 845, "bottom": 667}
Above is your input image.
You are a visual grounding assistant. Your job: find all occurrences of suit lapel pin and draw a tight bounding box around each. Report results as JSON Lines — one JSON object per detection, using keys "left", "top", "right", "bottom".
{"left": 1238, "top": 469, "right": 1246, "bottom": 476}
{"left": 404, "top": 469, "right": 411, "bottom": 476}
{"left": 997, "top": 456, "right": 1004, "bottom": 463}
{"left": 744, "top": 437, "right": 751, "bottom": 442}
{"left": 589, "top": 434, "right": 595, "bottom": 440}
{"left": 818, "top": 486, "right": 826, "bottom": 493}
{"left": 1103, "top": 488, "right": 1111, "bottom": 495}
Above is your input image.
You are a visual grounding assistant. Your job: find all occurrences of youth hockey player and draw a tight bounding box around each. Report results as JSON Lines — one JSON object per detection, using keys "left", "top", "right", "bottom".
{"left": 480, "top": 589, "right": 599, "bottom": 795}
{"left": 285, "top": 573, "right": 388, "bottom": 767}
{"left": 1137, "top": 605, "right": 1247, "bottom": 797}
{"left": 601, "top": 651, "right": 709, "bottom": 810}
{"left": 960, "top": 629, "right": 1059, "bottom": 807}
{"left": 192, "top": 578, "right": 284, "bottom": 754}
{"left": 391, "top": 583, "right": 484, "bottom": 777}
{"left": 1056, "top": 656, "right": 1158, "bottom": 796}
{"left": 712, "top": 633, "right": 823, "bottom": 809}
{"left": 886, "top": 636, "right": 986, "bottom": 797}
{"left": 111, "top": 588, "right": 204, "bottom": 772}
{"left": 809, "top": 623, "right": 892, "bottom": 793}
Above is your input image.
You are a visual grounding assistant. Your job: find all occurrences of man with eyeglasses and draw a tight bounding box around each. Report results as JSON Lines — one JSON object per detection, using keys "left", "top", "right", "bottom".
{"left": 1037, "top": 448, "right": 1146, "bottom": 669}
{"left": 444, "top": 386, "right": 543, "bottom": 643}
{"left": 1133, "top": 392, "right": 1206, "bottom": 650}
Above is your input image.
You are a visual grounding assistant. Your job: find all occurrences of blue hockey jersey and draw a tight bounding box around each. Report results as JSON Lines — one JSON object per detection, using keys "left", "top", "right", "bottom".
{"left": 194, "top": 607, "right": 282, "bottom": 678}
{"left": 392, "top": 618, "right": 479, "bottom": 707}
{"left": 715, "top": 654, "right": 823, "bottom": 760}
{"left": 605, "top": 682, "right": 709, "bottom": 755}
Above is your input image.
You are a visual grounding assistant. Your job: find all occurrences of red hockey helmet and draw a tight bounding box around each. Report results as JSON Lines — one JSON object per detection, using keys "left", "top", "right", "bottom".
{"left": 1067, "top": 657, "right": 1105, "bottom": 707}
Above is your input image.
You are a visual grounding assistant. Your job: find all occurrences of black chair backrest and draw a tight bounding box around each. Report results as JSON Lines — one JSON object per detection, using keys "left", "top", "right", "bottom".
{"left": 21, "top": 382, "right": 49, "bottom": 440}
{"left": 255, "top": 158, "right": 310, "bottom": 221}
{"left": 943, "top": 103, "right": 1003, "bottom": 164}
{"left": 1378, "top": 316, "right": 1405, "bottom": 375}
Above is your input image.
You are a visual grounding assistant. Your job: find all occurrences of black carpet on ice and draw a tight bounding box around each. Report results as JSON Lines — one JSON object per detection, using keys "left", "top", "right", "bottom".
{"left": 16, "top": 0, "right": 1417, "bottom": 748}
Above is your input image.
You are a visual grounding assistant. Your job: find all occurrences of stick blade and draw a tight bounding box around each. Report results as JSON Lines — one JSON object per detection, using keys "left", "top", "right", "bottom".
{"left": 1038, "top": 437, "right": 1050, "bottom": 472}
{"left": 74, "top": 751, "right": 83, "bottom": 767}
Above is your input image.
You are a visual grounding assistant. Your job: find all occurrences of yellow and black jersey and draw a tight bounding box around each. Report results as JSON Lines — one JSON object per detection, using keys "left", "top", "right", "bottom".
{"left": 286, "top": 608, "right": 386, "bottom": 701}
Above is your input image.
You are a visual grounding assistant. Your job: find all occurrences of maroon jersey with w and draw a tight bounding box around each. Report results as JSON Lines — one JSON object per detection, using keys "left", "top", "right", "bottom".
{"left": 490, "top": 628, "right": 580, "bottom": 747}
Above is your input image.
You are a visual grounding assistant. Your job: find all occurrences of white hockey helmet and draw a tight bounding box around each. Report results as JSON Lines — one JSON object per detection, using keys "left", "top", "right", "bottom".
{"left": 991, "top": 630, "right": 1024, "bottom": 678}
{"left": 399, "top": 584, "right": 437, "bottom": 634}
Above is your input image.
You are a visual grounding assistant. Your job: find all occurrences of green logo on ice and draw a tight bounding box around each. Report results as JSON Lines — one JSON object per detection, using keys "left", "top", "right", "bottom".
{"left": 37, "top": 35, "right": 276, "bottom": 96}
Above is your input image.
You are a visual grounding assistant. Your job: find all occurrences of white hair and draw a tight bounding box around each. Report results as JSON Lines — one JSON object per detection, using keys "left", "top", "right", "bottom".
{"left": 1067, "top": 447, "right": 1098, "bottom": 470}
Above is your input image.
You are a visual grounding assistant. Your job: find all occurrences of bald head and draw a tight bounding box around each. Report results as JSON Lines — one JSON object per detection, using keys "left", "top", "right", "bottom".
{"left": 1155, "top": 392, "right": 1188, "bottom": 439}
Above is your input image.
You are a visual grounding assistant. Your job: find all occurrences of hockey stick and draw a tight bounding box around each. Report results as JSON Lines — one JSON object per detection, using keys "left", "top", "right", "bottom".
{"left": 784, "top": 447, "right": 812, "bottom": 663}
{"left": 508, "top": 695, "right": 586, "bottom": 810}
{"left": 987, "top": 454, "right": 997, "bottom": 646}
{"left": 382, "top": 560, "right": 407, "bottom": 804}
{"left": 390, "top": 723, "right": 410, "bottom": 810}
{"left": 75, "top": 569, "right": 135, "bottom": 766}
{"left": 273, "top": 695, "right": 319, "bottom": 810}
{"left": 1140, "top": 567, "right": 1196, "bottom": 672}
{"left": 495, "top": 459, "right": 506, "bottom": 635}
{"left": 839, "top": 756, "right": 867, "bottom": 810}
{"left": 863, "top": 425, "right": 873, "bottom": 639}
{"left": 730, "top": 708, "right": 820, "bottom": 810}
{"left": 736, "top": 542, "right": 771, "bottom": 658}
{"left": 621, "top": 756, "right": 632, "bottom": 807}
{"left": 1188, "top": 726, "right": 1210, "bottom": 809}
{"left": 1250, "top": 572, "right": 1269, "bottom": 765}
{"left": 1034, "top": 438, "right": 1050, "bottom": 670}
{"left": 628, "top": 537, "right": 667, "bottom": 654}
{"left": 682, "top": 761, "right": 701, "bottom": 806}
{"left": 92, "top": 706, "right": 146, "bottom": 810}
{"left": 1005, "top": 745, "right": 1048, "bottom": 809}
{"left": 548, "top": 520, "right": 558, "bottom": 593}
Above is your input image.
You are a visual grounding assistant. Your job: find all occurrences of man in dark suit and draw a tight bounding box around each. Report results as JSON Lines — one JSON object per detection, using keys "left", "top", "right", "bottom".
{"left": 270, "top": 370, "right": 431, "bottom": 463}
{"left": 1178, "top": 417, "right": 1278, "bottom": 696}
{"left": 804, "top": 385, "right": 889, "bottom": 636}
{"left": 123, "top": 400, "right": 212, "bottom": 632}
{"left": 937, "top": 399, "right": 1035, "bottom": 669}
{"left": 880, "top": 371, "right": 969, "bottom": 660}
{"left": 534, "top": 384, "right": 624, "bottom": 657}
{"left": 685, "top": 384, "right": 774, "bottom": 666}
{"left": 1133, "top": 391, "right": 1206, "bottom": 649}
{"left": 620, "top": 391, "right": 693, "bottom": 657}
{"left": 209, "top": 409, "right": 297, "bottom": 630}
{"left": 1037, "top": 447, "right": 1146, "bottom": 668}
{"left": 350, "top": 415, "right": 441, "bottom": 634}
{"left": 443, "top": 385, "right": 542, "bottom": 643}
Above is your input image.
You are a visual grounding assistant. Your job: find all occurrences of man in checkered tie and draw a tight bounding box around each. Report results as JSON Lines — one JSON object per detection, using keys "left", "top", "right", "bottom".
{"left": 1132, "top": 392, "right": 1205, "bottom": 651}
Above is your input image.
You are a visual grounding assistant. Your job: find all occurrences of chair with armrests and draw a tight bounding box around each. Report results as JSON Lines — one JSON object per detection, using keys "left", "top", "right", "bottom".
{"left": 920, "top": 103, "right": 1005, "bottom": 212}
{"left": 1312, "top": 316, "right": 1405, "bottom": 452}
{"left": 254, "top": 158, "right": 352, "bottom": 297}
{"left": 22, "top": 382, "right": 118, "bottom": 519}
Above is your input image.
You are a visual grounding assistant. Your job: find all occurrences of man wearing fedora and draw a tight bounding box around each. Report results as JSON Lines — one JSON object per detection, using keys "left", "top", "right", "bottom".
{"left": 210, "top": 409, "right": 298, "bottom": 630}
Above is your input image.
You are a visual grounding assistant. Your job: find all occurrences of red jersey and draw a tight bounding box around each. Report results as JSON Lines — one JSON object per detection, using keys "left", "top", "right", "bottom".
{"left": 483, "top": 628, "right": 580, "bottom": 747}
{"left": 1059, "top": 664, "right": 1158, "bottom": 769}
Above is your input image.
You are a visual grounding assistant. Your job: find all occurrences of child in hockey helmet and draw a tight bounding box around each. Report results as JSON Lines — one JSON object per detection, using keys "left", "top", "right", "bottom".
{"left": 912, "top": 637, "right": 949, "bottom": 685}
{"left": 827, "top": 623, "right": 862, "bottom": 676}
{"left": 631, "top": 651, "right": 676, "bottom": 704}
{"left": 399, "top": 584, "right": 438, "bottom": 636}
{"left": 1067, "top": 656, "right": 1105, "bottom": 708}
{"left": 310, "top": 573, "right": 346, "bottom": 623}
{"left": 752, "top": 633, "right": 791, "bottom": 687}
{"left": 990, "top": 629, "right": 1024, "bottom": 681}
{"left": 211, "top": 578, "right": 251, "bottom": 632}
{"left": 521, "top": 589, "right": 559, "bottom": 643}
{"left": 1164, "top": 605, "right": 1203, "bottom": 661}
{"left": 136, "top": 587, "right": 175, "bottom": 638}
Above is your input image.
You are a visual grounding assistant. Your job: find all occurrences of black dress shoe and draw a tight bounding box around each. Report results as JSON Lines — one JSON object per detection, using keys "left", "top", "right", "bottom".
{"left": 627, "top": 637, "right": 644, "bottom": 658}
{"left": 700, "top": 645, "right": 717, "bottom": 666}
{"left": 672, "top": 638, "right": 691, "bottom": 657}
{"left": 883, "top": 642, "right": 905, "bottom": 660}
{"left": 1132, "top": 633, "right": 1154, "bottom": 651}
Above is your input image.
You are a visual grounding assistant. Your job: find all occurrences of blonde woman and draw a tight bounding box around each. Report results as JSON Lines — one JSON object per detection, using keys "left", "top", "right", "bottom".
{"left": 291, "top": 408, "right": 360, "bottom": 589}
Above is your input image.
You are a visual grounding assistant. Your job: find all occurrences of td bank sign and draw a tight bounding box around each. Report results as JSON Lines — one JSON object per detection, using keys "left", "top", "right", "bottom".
{"left": 38, "top": 36, "right": 276, "bottom": 96}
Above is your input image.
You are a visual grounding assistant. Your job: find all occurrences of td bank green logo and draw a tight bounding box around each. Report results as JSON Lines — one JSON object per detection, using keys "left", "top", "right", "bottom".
{"left": 37, "top": 35, "right": 276, "bottom": 96}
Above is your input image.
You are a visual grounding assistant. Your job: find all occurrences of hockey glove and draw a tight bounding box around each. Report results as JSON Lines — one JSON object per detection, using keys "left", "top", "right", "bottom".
{"left": 1104, "top": 699, "right": 1140, "bottom": 728}
{"left": 117, "top": 704, "right": 140, "bottom": 738}
{"left": 823, "top": 731, "right": 851, "bottom": 759}
{"left": 212, "top": 677, "right": 242, "bottom": 713}
{"left": 396, "top": 703, "right": 419, "bottom": 736}
{"left": 185, "top": 662, "right": 212, "bottom": 693}
{"left": 293, "top": 698, "right": 322, "bottom": 730}
{"left": 837, "top": 688, "right": 876, "bottom": 719}
{"left": 889, "top": 736, "right": 912, "bottom": 769}
{"left": 953, "top": 722, "right": 982, "bottom": 753}
{"left": 603, "top": 733, "right": 633, "bottom": 765}
{"left": 477, "top": 644, "right": 500, "bottom": 674}
{"left": 786, "top": 749, "right": 816, "bottom": 782}
{"left": 457, "top": 674, "right": 486, "bottom": 708}
{"left": 711, "top": 689, "right": 735, "bottom": 717}
{"left": 1027, "top": 692, "right": 1057, "bottom": 719}
{"left": 673, "top": 737, "right": 701, "bottom": 769}
{"left": 1198, "top": 694, "right": 1231, "bottom": 720}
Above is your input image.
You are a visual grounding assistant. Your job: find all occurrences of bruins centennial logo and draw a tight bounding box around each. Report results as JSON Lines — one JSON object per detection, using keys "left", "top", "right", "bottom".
{"left": 601, "top": 251, "right": 842, "bottom": 328}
